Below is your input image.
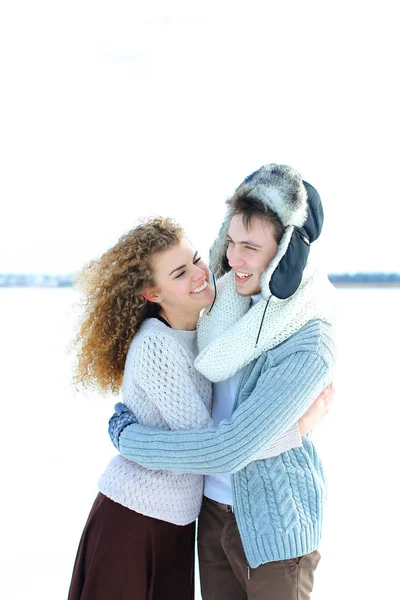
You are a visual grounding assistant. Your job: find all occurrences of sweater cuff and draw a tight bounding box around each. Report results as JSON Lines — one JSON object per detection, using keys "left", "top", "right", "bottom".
{"left": 108, "top": 403, "right": 138, "bottom": 450}
{"left": 254, "top": 423, "right": 302, "bottom": 460}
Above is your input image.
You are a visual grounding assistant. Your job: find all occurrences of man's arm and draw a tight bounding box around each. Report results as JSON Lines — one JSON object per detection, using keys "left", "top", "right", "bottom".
{"left": 109, "top": 383, "right": 334, "bottom": 455}
{"left": 118, "top": 349, "right": 332, "bottom": 474}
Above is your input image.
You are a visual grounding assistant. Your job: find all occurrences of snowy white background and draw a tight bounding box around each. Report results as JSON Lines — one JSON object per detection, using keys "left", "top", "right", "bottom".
{"left": 1, "top": 1, "right": 399, "bottom": 598}
{"left": 1, "top": 1, "right": 399, "bottom": 275}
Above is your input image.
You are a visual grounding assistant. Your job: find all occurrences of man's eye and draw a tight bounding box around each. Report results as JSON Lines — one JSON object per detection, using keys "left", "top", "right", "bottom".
{"left": 175, "top": 271, "right": 185, "bottom": 279}
{"left": 246, "top": 246, "right": 256, "bottom": 251}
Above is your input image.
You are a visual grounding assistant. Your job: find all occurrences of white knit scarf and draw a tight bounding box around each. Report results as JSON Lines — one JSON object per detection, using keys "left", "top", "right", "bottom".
{"left": 195, "top": 263, "right": 335, "bottom": 382}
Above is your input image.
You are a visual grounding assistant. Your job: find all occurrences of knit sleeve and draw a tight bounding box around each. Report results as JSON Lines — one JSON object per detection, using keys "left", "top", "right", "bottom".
{"left": 254, "top": 422, "right": 302, "bottom": 460}
{"left": 129, "top": 334, "right": 213, "bottom": 431}
{"left": 118, "top": 349, "right": 332, "bottom": 474}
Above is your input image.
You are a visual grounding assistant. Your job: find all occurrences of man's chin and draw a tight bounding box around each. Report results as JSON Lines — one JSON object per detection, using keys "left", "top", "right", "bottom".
{"left": 235, "top": 284, "right": 261, "bottom": 297}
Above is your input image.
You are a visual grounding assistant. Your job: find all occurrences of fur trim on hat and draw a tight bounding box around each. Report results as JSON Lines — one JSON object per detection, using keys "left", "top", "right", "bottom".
{"left": 236, "top": 164, "right": 308, "bottom": 227}
{"left": 260, "top": 226, "right": 294, "bottom": 296}
{"left": 209, "top": 164, "right": 308, "bottom": 281}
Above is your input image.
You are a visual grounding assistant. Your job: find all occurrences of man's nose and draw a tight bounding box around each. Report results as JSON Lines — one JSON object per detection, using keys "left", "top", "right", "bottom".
{"left": 228, "top": 249, "right": 245, "bottom": 268}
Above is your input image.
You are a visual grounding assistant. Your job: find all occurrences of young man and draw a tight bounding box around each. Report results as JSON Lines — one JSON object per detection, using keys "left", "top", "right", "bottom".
{"left": 110, "top": 164, "right": 335, "bottom": 599}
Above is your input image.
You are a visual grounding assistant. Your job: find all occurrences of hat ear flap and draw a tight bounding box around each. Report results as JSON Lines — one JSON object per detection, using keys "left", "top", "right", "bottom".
{"left": 270, "top": 181, "right": 323, "bottom": 299}
{"left": 302, "top": 181, "right": 324, "bottom": 243}
{"left": 269, "top": 229, "right": 310, "bottom": 299}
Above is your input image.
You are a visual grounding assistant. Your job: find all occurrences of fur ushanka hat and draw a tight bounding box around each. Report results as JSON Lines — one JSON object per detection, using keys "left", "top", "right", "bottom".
{"left": 209, "top": 163, "right": 324, "bottom": 300}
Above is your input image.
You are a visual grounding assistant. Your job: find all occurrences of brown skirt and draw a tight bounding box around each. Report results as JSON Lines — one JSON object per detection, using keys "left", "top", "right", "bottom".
{"left": 68, "top": 493, "right": 195, "bottom": 600}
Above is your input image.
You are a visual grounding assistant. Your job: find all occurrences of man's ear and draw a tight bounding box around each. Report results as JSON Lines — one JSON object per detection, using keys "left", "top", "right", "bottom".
{"left": 142, "top": 288, "right": 162, "bottom": 304}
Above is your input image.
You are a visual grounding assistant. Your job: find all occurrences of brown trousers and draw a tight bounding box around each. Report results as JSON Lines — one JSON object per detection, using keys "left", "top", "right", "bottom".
{"left": 197, "top": 497, "right": 320, "bottom": 600}
{"left": 68, "top": 493, "right": 195, "bottom": 600}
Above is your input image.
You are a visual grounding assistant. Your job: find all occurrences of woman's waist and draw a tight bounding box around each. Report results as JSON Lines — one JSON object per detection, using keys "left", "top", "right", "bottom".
{"left": 99, "top": 454, "right": 204, "bottom": 492}
{"left": 98, "top": 455, "right": 204, "bottom": 525}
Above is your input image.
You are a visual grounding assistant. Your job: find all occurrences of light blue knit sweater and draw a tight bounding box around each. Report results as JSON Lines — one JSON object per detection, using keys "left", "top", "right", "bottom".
{"left": 118, "top": 319, "right": 335, "bottom": 567}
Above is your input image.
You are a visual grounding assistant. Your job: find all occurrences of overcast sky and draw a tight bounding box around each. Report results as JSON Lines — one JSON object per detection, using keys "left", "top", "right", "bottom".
{"left": 1, "top": 1, "right": 399, "bottom": 274}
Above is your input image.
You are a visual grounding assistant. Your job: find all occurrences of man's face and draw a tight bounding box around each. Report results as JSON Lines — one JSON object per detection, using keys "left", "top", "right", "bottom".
{"left": 226, "top": 214, "right": 278, "bottom": 296}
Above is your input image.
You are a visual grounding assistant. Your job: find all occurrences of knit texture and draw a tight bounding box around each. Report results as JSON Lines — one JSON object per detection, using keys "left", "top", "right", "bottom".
{"left": 108, "top": 402, "right": 137, "bottom": 449}
{"left": 100, "top": 318, "right": 299, "bottom": 525}
{"left": 196, "top": 263, "right": 335, "bottom": 381}
{"left": 98, "top": 318, "right": 214, "bottom": 526}
{"left": 118, "top": 320, "right": 335, "bottom": 566}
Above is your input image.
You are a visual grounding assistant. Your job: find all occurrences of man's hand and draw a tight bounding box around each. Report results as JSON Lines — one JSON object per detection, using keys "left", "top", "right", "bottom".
{"left": 298, "top": 383, "right": 334, "bottom": 437}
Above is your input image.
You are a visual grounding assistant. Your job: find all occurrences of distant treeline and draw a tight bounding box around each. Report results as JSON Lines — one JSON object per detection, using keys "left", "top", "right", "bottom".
{"left": 0, "top": 274, "right": 74, "bottom": 287}
{"left": 1, "top": 272, "right": 400, "bottom": 288}
{"left": 328, "top": 272, "right": 400, "bottom": 285}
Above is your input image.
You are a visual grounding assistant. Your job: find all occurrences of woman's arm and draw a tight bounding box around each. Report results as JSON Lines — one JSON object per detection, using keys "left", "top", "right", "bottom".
{"left": 298, "top": 383, "right": 333, "bottom": 436}
{"left": 126, "top": 333, "right": 214, "bottom": 431}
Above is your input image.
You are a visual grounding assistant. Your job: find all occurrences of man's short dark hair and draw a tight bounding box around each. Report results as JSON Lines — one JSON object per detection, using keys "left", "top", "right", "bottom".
{"left": 226, "top": 190, "right": 285, "bottom": 243}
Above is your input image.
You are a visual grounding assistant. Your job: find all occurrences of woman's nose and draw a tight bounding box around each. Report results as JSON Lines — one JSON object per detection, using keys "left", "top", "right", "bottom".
{"left": 192, "top": 266, "right": 206, "bottom": 281}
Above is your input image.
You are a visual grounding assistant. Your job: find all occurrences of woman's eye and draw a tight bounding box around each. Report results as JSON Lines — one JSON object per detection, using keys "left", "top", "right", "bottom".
{"left": 175, "top": 256, "right": 201, "bottom": 278}
{"left": 246, "top": 246, "right": 256, "bottom": 251}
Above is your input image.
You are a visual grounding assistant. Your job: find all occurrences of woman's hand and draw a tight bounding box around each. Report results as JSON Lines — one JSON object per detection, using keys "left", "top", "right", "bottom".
{"left": 298, "top": 383, "right": 334, "bottom": 436}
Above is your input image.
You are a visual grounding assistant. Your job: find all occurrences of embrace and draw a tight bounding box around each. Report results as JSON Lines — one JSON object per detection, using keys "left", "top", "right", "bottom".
{"left": 68, "top": 164, "right": 335, "bottom": 600}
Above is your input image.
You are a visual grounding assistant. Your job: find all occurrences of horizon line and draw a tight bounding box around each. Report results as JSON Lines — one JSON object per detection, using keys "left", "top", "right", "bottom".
{"left": 1, "top": 272, "right": 400, "bottom": 288}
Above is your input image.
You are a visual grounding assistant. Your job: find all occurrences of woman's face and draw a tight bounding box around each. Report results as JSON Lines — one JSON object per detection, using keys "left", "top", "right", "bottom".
{"left": 148, "top": 238, "right": 215, "bottom": 317}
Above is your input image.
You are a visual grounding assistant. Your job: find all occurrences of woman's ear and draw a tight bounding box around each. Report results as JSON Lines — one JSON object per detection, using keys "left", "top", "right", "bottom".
{"left": 142, "top": 288, "right": 162, "bottom": 304}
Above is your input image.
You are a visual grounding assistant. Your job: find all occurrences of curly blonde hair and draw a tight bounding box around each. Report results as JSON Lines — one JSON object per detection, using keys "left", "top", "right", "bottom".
{"left": 74, "top": 216, "right": 184, "bottom": 394}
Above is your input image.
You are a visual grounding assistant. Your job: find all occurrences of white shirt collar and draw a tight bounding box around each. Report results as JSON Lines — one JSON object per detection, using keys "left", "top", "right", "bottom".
{"left": 251, "top": 293, "right": 263, "bottom": 305}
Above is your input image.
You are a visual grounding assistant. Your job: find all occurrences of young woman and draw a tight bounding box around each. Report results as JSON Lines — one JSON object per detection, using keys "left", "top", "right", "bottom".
{"left": 68, "top": 216, "right": 332, "bottom": 600}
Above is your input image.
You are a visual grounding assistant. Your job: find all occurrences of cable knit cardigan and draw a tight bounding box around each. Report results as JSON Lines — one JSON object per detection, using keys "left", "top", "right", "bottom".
{"left": 99, "top": 317, "right": 302, "bottom": 526}
{"left": 116, "top": 267, "right": 336, "bottom": 565}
